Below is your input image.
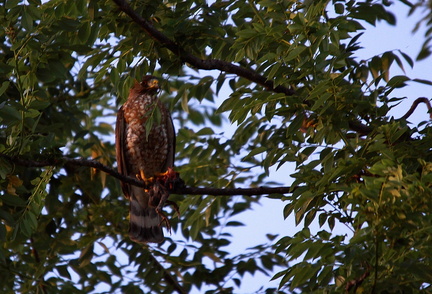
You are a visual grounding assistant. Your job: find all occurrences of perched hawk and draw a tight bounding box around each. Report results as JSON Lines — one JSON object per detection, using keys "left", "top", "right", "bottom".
{"left": 115, "top": 75, "right": 175, "bottom": 243}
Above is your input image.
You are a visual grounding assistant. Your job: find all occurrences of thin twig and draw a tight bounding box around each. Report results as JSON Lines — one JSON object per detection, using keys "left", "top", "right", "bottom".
{"left": 1, "top": 153, "right": 293, "bottom": 196}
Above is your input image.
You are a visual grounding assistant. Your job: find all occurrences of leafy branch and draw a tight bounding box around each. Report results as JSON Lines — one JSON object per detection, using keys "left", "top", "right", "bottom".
{"left": 0, "top": 153, "right": 293, "bottom": 196}
{"left": 111, "top": 0, "right": 295, "bottom": 97}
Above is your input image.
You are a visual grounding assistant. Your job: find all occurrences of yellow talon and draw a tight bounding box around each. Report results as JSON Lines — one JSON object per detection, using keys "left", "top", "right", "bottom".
{"left": 136, "top": 170, "right": 154, "bottom": 188}
{"left": 139, "top": 170, "right": 146, "bottom": 182}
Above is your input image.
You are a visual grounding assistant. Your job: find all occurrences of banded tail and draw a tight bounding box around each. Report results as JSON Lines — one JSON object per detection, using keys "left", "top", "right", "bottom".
{"left": 129, "top": 193, "right": 163, "bottom": 243}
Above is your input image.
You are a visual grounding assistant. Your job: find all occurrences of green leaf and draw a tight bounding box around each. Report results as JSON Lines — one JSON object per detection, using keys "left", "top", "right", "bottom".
{"left": 0, "top": 157, "right": 12, "bottom": 180}
{"left": 317, "top": 265, "right": 333, "bottom": 284}
{"left": 56, "top": 265, "right": 72, "bottom": 279}
{"left": 78, "top": 21, "right": 91, "bottom": 43}
{"left": 266, "top": 62, "right": 281, "bottom": 80}
{"left": 226, "top": 221, "right": 244, "bottom": 227}
{"left": 334, "top": 3, "right": 344, "bottom": 14}
{"left": 417, "top": 46, "right": 431, "bottom": 61}
{"left": 369, "top": 56, "right": 382, "bottom": 79}
{"left": 0, "top": 194, "right": 26, "bottom": 207}
{"left": 387, "top": 75, "right": 410, "bottom": 88}
{"left": 22, "top": 6, "right": 34, "bottom": 31}
{"left": 5, "top": 0, "right": 20, "bottom": 9}
{"left": 242, "top": 146, "right": 267, "bottom": 161}
{"left": 399, "top": 50, "right": 414, "bottom": 68}
{"left": 181, "top": 89, "right": 189, "bottom": 113}
{"left": 0, "top": 209, "right": 15, "bottom": 225}
{"left": 0, "top": 223, "right": 6, "bottom": 241}
{"left": 290, "top": 263, "right": 320, "bottom": 289}
{"left": 381, "top": 51, "right": 394, "bottom": 82}
{"left": 0, "top": 104, "right": 21, "bottom": 126}
{"left": 413, "top": 78, "right": 432, "bottom": 86}
{"left": 0, "top": 81, "right": 10, "bottom": 96}
{"left": 285, "top": 46, "right": 307, "bottom": 62}
{"left": 79, "top": 243, "right": 94, "bottom": 268}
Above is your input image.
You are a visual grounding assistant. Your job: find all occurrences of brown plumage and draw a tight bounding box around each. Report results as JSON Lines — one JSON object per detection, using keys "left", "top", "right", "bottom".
{"left": 115, "top": 75, "right": 175, "bottom": 243}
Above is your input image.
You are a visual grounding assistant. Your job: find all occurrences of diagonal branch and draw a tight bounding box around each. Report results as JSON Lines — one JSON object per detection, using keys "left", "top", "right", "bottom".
{"left": 112, "top": 0, "right": 295, "bottom": 96}
{"left": 0, "top": 153, "right": 293, "bottom": 196}
{"left": 146, "top": 252, "right": 187, "bottom": 294}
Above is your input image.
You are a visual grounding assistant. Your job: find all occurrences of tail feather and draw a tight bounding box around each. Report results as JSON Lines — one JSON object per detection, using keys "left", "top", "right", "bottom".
{"left": 129, "top": 197, "right": 164, "bottom": 243}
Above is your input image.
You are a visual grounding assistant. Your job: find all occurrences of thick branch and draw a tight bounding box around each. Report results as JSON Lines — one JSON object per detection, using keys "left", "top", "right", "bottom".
{"left": 176, "top": 185, "right": 292, "bottom": 196}
{"left": 1, "top": 154, "right": 148, "bottom": 189}
{"left": 1, "top": 154, "right": 292, "bottom": 196}
{"left": 112, "top": 0, "right": 294, "bottom": 96}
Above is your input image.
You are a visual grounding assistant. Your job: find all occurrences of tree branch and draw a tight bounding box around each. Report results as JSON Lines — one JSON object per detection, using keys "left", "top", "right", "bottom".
{"left": 111, "top": 0, "right": 295, "bottom": 96}
{"left": 0, "top": 153, "right": 293, "bottom": 196}
{"left": 398, "top": 97, "right": 432, "bottom": 120}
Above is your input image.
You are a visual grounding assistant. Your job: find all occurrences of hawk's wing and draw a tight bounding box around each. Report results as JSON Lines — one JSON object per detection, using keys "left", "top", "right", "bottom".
{"left": 115, "top": 106, "right": 131, "bottom": 199}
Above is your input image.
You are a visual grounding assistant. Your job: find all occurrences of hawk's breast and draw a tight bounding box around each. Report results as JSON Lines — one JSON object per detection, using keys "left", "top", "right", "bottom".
{"left": 123, "top": 93, "right": 169, "bottom": 178}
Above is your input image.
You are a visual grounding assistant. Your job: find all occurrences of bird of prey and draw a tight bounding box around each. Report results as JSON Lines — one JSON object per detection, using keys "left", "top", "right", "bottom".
{"left": 115, "top": 75, "right": 175, "bottom": 243}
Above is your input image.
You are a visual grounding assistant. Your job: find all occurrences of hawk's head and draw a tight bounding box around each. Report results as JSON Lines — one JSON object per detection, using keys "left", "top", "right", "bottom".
{"left": 139, "top": 75, "right": 159, "bottom": 95}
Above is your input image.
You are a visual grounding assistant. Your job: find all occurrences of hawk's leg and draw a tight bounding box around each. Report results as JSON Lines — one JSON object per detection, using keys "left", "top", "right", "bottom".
{"left": 149, "top": 181, "right": 172, "bottom": 233}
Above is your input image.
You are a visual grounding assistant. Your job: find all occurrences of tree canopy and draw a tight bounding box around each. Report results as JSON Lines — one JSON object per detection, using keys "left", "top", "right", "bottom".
{"left": 1, "top": 0, "right": 432, "bottom": 293}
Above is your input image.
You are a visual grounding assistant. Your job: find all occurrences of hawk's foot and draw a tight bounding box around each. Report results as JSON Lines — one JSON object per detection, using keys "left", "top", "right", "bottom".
{"left": 148, "top": 181, "right": 172, "bottom": 234}
{"left": 136, "top": 170, "right": 154, "bottom": 188}
{"left": 155, "top": 167, "right": 184, "bottom": 191}
{"left": 156, "top": 207, "right": 172, "bottom": 233}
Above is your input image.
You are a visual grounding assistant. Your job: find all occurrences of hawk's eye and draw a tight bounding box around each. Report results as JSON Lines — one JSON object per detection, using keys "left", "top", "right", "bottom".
{"left": 147, "top": 79, "right": 159, "bottom": 88}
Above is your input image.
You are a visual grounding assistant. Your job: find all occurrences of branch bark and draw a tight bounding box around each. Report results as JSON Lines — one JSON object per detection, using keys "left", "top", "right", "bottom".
{"left": 1, "top": 153, "right": 292, "bottom": 196}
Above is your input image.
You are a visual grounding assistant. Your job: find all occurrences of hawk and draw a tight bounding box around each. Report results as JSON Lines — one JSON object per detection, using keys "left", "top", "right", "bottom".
{"left": 115, "top": 75, "right": 175, "bottom": 243}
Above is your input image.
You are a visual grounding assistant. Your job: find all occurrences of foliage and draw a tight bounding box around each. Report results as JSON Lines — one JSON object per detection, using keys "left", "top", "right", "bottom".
{"left": 1, "top": 0, "right": 432, "bottom": 293}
